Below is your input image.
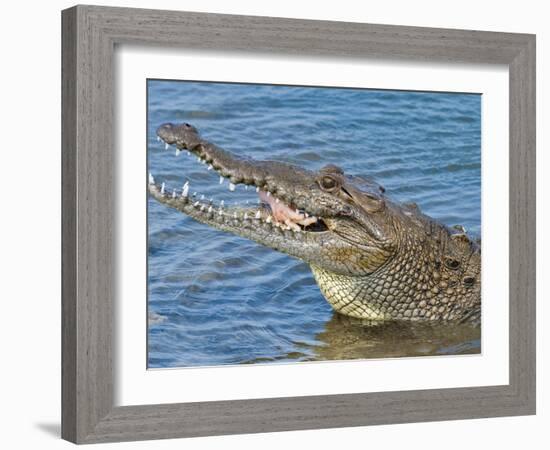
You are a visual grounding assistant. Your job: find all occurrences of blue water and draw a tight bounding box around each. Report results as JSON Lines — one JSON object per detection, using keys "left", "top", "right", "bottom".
{"left": 147, "top": 80, "right": 481, "bottom": 368}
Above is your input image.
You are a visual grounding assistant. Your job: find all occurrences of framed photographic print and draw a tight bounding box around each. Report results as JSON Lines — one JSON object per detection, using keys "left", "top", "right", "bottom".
{"left": 62, "top": 5, "right": 536, "bottom": 444}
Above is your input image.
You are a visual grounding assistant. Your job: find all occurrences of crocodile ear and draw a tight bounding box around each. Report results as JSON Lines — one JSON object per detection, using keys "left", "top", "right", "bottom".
{"left": 345, "top": 186, "right": 385, "bottom": 214}
{"left": 347, "top": 174, "right": 385, "bottom": 193}
{"left": 358, "top": 194, "right": 386, "bottom": 214}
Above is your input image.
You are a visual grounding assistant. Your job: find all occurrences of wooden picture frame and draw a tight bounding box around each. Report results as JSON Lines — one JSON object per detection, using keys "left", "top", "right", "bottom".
{"left": 61, "top": 5, "right": 536, "bottom": 443}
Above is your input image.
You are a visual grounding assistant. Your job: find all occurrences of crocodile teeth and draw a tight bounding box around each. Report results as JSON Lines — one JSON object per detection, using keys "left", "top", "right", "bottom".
{"left": 193, "top": 201, "right": 199, "bottom": 207}
{"left": 164, "top": 143, "right": 169, "bottom": 150}
{"left": 266, "top": 216, "right": 272, "bottom": 223}
{"left": 160, "top": 182, "right": 165, "bottom": 195}
{"left": 298, "top": 216, "right": 318, "bottom": 227}
{"left": 244, "top": 213, "right": 249, "bottom": 220}
{"left": 181, "top": 182, "right": 189, "bottom": 198}
{"left": 220, "top": 200, "right": 224, "bottom": 208}
{"left": 175, "top": 149, "right": 182, "bottom": 156}
{"left": 256, "top": 187, "right": 260, "bottom": 193}
{"left": 255, "top": 211, "right": 261, "bottom": 219}
{"left": 207, "top": 165, "right": 213, "bottom": 171}
{"left": 285, "top": 219, "right": 301, "bottom": 232}
{"left": 229, "top": 183, "right": 236, "bottom": 191}
{"left": 172, "top": 189, "right": 177, "bottom": 198}
{"left": 156, "top": 136, "right": 160, "bottom": 142}
{"left": 219, "top": 176, "right": 224, "bottom": 185}
{"left": 148, "top": 173, "right": 155, "bottom": 185}
{"left": 208, "top": 206, "right": 213, "bottom": 213}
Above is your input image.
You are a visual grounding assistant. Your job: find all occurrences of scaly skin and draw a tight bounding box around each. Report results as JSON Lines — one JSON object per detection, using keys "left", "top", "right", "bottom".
{"left": 150, "top": 123, "right": 481, "bottom": 324}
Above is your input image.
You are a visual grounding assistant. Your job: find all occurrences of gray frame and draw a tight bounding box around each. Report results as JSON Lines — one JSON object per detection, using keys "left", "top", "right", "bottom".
{"left": 62, "top": 5, "right": 536, "bottom": 444}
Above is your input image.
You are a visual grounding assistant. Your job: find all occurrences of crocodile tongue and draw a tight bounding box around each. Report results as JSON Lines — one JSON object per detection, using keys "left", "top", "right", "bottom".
{"left": 258, "top": 190, "right": 318, "bottom": 229}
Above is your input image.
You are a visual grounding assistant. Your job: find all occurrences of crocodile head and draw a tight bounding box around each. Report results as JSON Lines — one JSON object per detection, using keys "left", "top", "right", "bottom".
{"left": 149, "top": 123, "right": 481, "bottom": 322}
{"left": 151, "top": 122, "right": 399, "bottom": 277}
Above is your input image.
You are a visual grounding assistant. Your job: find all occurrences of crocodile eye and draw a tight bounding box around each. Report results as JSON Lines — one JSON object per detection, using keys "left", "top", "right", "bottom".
{"left": 319, "top": 175, "right": 339, "bottom": 192}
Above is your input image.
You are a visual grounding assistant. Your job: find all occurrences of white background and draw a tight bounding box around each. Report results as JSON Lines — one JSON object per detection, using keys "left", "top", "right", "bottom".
{"left": 0, "top": 0, "right": 546, "bottom": 449}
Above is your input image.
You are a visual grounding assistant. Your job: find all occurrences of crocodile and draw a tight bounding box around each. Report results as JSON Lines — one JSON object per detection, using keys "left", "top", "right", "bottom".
{"left": 149, "top": 123, "right": 481, "bottom": 324}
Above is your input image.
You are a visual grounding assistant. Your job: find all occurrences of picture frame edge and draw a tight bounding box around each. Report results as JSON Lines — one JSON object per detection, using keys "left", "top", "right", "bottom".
{"left": 61, "top": 5, "right": 536, "bottom": 444}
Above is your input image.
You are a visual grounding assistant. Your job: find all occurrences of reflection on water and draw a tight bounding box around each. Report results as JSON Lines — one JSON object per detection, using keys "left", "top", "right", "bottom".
{"left": 312, "top": 314, "right": 480, "bottom": 362}
{"left": 147, "top": 80, "right": 481, "bottom": 368}
{"left": 239, "top": 313, "right": 480, "bottom": 365}
{"left": 153, "top": 309, "right": 481, "bottom": 366}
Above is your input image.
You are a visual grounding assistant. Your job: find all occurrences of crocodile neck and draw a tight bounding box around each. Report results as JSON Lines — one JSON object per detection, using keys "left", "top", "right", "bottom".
{"left": 310, "top": 227, "right": 481, "bottom": 323}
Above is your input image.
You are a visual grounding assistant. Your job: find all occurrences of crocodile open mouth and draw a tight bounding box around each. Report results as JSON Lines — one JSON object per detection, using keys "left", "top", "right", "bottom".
{"left": 150, "top": 133, "right": 329, "bottom": 233}
{"left": 148, "top": 122, "right": 482, "bottom": 324}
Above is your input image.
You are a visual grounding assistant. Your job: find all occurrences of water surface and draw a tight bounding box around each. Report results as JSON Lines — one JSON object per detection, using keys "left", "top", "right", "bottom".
{"left": 147, "top": 80, "right": 481, "bottom": 368}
